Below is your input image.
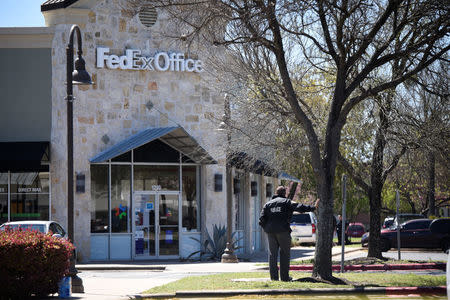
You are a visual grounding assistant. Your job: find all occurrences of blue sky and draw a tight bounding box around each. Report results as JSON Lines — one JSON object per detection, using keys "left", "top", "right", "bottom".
{"left": 0, "top": 0, "right": 45, "bottom": 27}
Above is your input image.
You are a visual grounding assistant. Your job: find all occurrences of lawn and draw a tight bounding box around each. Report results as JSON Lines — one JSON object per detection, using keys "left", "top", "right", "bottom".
{"left": 143, "top": 271, "right": 445, "bottom": 294}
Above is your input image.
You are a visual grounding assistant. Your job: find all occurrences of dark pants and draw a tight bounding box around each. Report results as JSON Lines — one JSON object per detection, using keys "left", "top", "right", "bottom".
{"left": 267, "top": 231, "right": 291, "bottom": 281}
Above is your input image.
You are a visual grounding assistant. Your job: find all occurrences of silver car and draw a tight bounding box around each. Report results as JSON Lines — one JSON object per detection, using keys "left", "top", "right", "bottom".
{"left": 290, "top": 212, "right": 317, "bottom": 244}
{"left": 0, "top": 220, "right": 67, "bottom": 239}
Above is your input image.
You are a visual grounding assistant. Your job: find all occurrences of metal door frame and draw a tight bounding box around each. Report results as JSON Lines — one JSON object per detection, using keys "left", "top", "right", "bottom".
{"left": 132, "top": 190, "right": 180, "bottom": 259}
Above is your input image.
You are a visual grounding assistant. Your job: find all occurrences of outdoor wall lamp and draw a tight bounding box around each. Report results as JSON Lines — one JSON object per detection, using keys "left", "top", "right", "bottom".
{"left": 66, "top": 24, "right": 92, "bottom": 293}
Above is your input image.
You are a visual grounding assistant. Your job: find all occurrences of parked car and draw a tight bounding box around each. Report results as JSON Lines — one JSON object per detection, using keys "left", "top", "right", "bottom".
{"left": 382, "top": 217, "right": 394, "bottom": 229}
{"left": 361, "top": 218, "right": 450, "bottom": 252}
{"left": 290, "top": 212, "right": 317, "bottom": 244}
{"left": 346, "top": 222, "right": 366, "bottom": 238}
{"left": 393, "top": 213, "right": 425, "bottom": 227}
{"left": 0, "top": 220, "right": 67, "bottom": 239}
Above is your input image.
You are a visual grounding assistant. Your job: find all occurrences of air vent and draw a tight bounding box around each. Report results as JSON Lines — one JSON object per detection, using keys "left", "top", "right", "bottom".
{"left": 139, "top": 7, "right": 158, "bottom": 27}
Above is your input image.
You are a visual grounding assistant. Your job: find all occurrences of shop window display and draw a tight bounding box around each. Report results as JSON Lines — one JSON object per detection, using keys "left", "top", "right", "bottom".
{"left": 182, "top": 166, "right": 198, "bottom": 231}
{"left": 9, "top": 172, "right": 49, "bottom": 221}
{"left": 111, "top": 165, "right": 130, "bottom": 233}
{"left": 90, "top": 165, "right": 109, "bottom": 233}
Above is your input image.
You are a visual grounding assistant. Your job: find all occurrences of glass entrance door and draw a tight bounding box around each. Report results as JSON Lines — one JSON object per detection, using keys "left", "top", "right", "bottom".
{"left": 134, "top": 194, "right": 156, "bottom": 257}
{"left": 133, "top": 192, "right": 179, "bottom": 258}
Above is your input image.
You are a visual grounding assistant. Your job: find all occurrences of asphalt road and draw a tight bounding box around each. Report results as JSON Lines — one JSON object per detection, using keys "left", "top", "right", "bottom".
{"left": 382, "top": 248, "right": 447, "bottom": 261}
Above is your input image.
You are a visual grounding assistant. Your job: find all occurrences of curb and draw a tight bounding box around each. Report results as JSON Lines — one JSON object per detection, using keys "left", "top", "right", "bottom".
{"left": 135, "top": 286, "right": 446, "bottom": 299}
{"left": 290, "top": 262, "right": 446, "bottom": 271}
{"left": 76, "top": 265, "right": 166, "bottom": 271}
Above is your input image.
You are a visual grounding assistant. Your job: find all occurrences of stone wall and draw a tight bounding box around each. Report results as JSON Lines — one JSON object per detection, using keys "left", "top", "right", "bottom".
{"left": 49, "top": 0, "right": 226, "bottom": 261}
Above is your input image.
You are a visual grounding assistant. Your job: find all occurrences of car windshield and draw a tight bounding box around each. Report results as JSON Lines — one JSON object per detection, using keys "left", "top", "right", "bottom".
{"left": 0, "top": 224, "right": 46, "bottom": 233}
{"left": 291, "top": 214, "right": 311, "bottom": 224}
{"left": 348, "top": 225, "right": 363, "bottom": 231}
{"left": 396, "top": 215, "right": 424, "bottom": 225}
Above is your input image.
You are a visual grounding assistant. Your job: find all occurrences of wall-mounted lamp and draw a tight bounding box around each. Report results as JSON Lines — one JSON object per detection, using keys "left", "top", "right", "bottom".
{"left": 76, "top": 173, "right": 85, "bottom": 193}
{"left": 214, "top": 174, "right": 223, "bottom": 192}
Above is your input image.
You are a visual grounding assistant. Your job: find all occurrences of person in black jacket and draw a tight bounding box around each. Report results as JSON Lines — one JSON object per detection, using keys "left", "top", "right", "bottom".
{"left": 259, "top": 186, "right": 319, "bottom": 281}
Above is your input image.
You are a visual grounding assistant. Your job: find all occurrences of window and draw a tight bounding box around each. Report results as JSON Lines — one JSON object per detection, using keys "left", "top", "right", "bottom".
{"left": 0, "top": 173, "right": 7, "bottom": 224}
{"left": 291, "top": 214, "right": 311, "bottom": 224}
{"left": 134, "top": 165, "right": 180, "bottom": 191}
{"left": 90, "top": 165, "right": 109, "bottom": 233}
{"left": 111, "top": 165, "right": 131, "bottom": 233}
{"left": 182, "top": 166, "right": 197, "bottom": 231}
{"left": 10, "top": 172, "right": 49, "bottom": 221}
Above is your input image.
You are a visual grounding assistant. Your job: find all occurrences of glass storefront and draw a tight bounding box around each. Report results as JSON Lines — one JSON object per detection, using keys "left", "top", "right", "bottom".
{"left": 0, "top": 171, "right": 50, "bottom": 223}
{"left": 90, "top": 140, "right": 200, "bottom": 260}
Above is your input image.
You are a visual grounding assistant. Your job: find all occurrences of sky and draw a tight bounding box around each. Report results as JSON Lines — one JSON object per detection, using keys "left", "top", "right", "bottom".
{"left": 0, "top": 0, "right": 46, "bottom": 27}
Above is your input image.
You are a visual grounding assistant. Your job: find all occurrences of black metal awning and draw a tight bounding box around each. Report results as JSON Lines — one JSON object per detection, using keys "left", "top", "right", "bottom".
{"left": 0, "top": 142, "right": 50, "bottom": 172}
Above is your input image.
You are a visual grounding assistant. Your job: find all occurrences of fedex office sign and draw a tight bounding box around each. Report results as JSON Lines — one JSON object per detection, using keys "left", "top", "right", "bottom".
{"left": 96, "top": 47, "right": 203, "bottom": 73}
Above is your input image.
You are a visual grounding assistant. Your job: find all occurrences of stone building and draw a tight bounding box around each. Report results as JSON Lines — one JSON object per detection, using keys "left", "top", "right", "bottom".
{"left": 0, "top": 0, "right": 296, "bottom": 261}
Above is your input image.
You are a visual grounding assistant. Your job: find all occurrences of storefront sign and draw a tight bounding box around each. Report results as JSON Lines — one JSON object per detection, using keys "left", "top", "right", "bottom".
{"left": 18, "top": 187, "right": 42, "bottom": 193}
{"left": 96, "top": 47, "right": 204, "bottom": 73}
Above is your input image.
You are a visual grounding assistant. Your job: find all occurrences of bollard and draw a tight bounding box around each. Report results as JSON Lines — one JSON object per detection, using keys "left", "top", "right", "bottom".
{"left": 58, "top": 276, "right": 72, "bottom": 298}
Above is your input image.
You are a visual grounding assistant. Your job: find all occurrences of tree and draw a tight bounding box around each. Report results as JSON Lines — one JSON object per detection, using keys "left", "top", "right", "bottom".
{"left": 126, "top": 0, "right": 450, "bottom": 280}
{"left": 388, "top": 62, "right": 450, "bottom": 216}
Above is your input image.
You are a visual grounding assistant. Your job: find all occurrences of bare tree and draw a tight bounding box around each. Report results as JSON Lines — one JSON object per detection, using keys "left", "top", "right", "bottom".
{"left": 124, "top": 0, "right": 450, "bottom": 280}
{"left": 391, "top": 61, "right": 450, "bottom": 216}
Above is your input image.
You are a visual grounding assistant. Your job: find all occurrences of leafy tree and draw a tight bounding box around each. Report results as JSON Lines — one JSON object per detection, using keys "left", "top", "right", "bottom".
{"left": 125, "top": 0, "right": 450, "bottom": 280}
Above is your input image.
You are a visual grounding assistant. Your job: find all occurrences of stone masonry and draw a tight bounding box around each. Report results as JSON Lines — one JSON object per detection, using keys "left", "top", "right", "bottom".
{"left": 49, "top": 0, "right": 227, "bottom": 261}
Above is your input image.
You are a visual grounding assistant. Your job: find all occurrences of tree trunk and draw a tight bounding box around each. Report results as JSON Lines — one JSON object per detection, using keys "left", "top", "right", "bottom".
{"left": 367, "top": 104, "right": 387, "bottom": 259}
{"left": 312, "top": 79, "right": 345, "bottom": 280}
{"left": 427, "top": 151, "right": 436, "bottom": 216}
{"left": 312, "top": 174, "right": 335, "bottom": 280}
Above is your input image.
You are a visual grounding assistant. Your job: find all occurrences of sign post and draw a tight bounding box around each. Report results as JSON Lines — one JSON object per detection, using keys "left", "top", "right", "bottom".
{"left": 340, "top": 174, "right": 347, "bottom": 273}
{"left": 396, "top": 190, "right": 401, "bottom": 260}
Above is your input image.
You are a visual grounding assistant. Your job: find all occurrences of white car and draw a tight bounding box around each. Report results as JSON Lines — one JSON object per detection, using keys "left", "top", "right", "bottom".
{"left": 0, "top": 220, "right": 67, "bottom": 239}
{"left": 290, "top": 212, "right": 317, "bottom": 244}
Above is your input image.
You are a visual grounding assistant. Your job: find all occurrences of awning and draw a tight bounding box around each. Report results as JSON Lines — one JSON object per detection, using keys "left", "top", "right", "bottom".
{"left": 228, "top": 152, "right": 277, "bottom": 176}
{"left": 89, "top": 126, "right": 217, "bottom": 164}
{"left": 0, "top": 142, "right": 50, "bottom": 171}
{"left": 229, "top": 152, "right": 301, "bottom": 182}
{"left": 278, "top": 171, "right": 302, "bottom": 183}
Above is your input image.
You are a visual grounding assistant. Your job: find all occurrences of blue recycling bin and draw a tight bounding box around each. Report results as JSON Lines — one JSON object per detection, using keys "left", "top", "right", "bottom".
{"left": 58, "top": 276, "right": 72, "bottom": 298}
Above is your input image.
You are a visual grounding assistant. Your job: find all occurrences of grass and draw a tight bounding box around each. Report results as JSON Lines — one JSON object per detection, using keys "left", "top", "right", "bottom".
{"left": 143, "top": 271, "right": 445, "bottom": 294}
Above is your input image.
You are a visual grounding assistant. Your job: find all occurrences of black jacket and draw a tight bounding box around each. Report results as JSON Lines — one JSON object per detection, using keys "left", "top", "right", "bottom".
{"left": 259, "top": 195, "right": 316, "bottom": 233}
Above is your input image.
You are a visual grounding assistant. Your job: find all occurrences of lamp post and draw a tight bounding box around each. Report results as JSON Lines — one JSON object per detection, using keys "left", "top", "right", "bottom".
{"left": 219, "top": 94, "right": 238, "bottom": 263}
{"left": 66, "top": 24, "right": 92, "bottom": 293}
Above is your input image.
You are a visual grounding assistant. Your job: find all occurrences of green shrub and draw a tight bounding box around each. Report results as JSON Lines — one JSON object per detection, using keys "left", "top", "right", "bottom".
{"left": 0, "top": 228, "right": 75, "bottom": 298}
{"left": 188, "top": 224, "right": 242, "bottom": 261}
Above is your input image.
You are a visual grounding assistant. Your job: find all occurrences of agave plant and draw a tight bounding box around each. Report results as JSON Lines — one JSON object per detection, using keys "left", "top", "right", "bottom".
{"left": 188, "top": 224, "right": 242, "bottom": 261}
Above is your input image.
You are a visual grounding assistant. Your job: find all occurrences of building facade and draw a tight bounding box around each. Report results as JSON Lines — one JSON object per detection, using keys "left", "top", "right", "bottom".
{"left": 0, "top": 0, "right": 288, "bottom": 262}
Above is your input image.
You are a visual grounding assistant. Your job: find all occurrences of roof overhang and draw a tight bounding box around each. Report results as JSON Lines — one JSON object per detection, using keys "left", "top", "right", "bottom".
{"left": 0, "top": 142, "right": 50, "bottom": 172}
{"left": 89, "top": 127, "right": 217, "bottom": 164}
